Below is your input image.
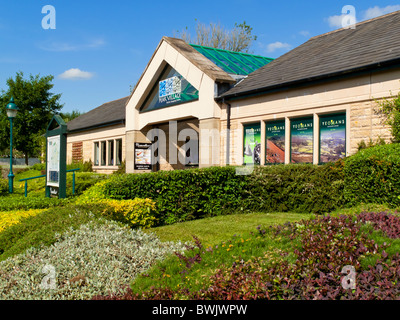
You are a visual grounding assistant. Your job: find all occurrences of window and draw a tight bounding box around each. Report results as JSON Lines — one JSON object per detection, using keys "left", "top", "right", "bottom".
{"left": 116, "top": 139, "right": 122, "bottom": 165}
{"left": 93, "top": 138, "right": 123, "bottom": 167}
{"left": 101, "top": 141, "right": 106, "bottom": 166}
{"left": 108, "top": 140, "right": 114, "bottom": 166}
{"left": 94, "top": 142, "right": 99, "bottom": 166}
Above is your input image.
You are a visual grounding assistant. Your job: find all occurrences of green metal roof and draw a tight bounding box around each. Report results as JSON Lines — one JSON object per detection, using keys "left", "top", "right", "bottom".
{"left": 190, "top": 44, "right": 274, "bottom": 76}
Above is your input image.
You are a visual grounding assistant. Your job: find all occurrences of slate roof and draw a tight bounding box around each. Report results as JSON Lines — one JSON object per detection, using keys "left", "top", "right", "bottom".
{"left": 67, "top": 96, "right": 129, "bottom": 133}
{"left": 220, "top": 10, "right": 400, "bottom": 100}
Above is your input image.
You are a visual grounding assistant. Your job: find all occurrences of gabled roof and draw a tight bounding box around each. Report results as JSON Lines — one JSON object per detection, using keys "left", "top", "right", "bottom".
{"left": 67, "top": 96, "right": 129, "bottom": 133}
{"left": 191, "top": 44, "right": 273, "bottom": 75}
{"left": 220, "top": 10, "right": 400, "bottom": 100}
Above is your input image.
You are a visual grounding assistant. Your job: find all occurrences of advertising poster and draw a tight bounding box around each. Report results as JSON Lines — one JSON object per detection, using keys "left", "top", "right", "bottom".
{"left": 319, "top": 113, "right": 346, "bottom": 163}
{"left": 134, "top": 143, "right": 152, "bottom": 170}
{"left": 290, "top": 118, "right": 313, "bottom": 163}
{"left": 265, "top": 121, "right": 285, "bottom": 164}
{"left": 47, "top": 136, "right": 60, "bottom": 187}
{"left": 243, "top": 123, "right": 261, "bottom": 165}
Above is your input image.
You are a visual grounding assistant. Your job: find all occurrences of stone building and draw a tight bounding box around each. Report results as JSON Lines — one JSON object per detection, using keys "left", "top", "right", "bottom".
{"left": 66, "top": 11, "right": 400, "bottom": 173}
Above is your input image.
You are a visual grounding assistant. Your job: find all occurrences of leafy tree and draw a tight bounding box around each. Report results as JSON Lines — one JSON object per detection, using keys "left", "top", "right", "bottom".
{"left": 60, "top": 110, "right": 84, "bottom": 123}
{"left": 0, "top": 72, "right": 63, "bottom": 165}
{"left": 176, "top": 21, "right": 257, "bottom": 53}
{"left": 375, "top": 90, "right": 400, "bottom": 143}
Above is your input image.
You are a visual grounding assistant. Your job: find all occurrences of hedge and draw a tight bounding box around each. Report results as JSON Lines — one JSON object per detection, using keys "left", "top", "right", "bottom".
{"left": 343, "top": 143, "right": 400, "bottom": 207}
{"left": 100, "top": 166, "right": 248, "bottom": 225}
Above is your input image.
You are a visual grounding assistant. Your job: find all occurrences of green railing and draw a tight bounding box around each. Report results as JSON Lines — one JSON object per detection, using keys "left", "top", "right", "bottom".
{"left": 19, "top": 168, "right": 80, "bottom": 197}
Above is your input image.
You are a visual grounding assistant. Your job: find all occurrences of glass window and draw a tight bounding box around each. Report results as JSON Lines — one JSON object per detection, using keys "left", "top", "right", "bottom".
{"left": 108, "top": 140, "right": 114, "bottom": 166}
{"left": 101, "top": 141, "right": 106, "bottom": 166}
{"left": 94, "top": 142, "right": 99, "bottom": 166}
{"left": 116, "top": 139, "right": 122, "bottom": 165}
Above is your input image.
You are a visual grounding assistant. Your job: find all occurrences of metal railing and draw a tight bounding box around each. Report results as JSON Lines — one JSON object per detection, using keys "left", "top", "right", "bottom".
{"left": 19, "top": 168, "right": 80, "bottom": 197}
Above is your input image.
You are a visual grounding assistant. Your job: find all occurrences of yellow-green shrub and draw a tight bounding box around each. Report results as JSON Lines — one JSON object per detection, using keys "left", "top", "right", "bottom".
{"left": 75, "top": 180, "right": 108, "bottom": 205}
{"left": 0, "top": 209, "right": 46, "bottom": 233}
{"left": 101, "top": 198, "right": 157, "bottom": 229}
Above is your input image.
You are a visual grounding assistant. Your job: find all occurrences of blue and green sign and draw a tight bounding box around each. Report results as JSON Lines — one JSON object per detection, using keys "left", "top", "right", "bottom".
{"left": 290, "top": 117, "right": 313, "bottom": 163}
{"left": 265, "top": 120, "right": 285, "bottom": 164}
{"left": 141, "top": 65, "right": 199, "bottom": 112}
{"left": 319, "top": 113, "right": 346, "bottom": 163}
{"left": 243, "top": 123, "right": 261, "bottom": 165}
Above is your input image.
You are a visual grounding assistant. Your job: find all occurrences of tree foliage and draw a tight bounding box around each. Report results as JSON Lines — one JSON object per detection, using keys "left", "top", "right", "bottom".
{"left": 176, "top": 21, "right": 257, "bottom": 53}
{"left": 0, "top": 72, "right": 63, "bottom": 164}
{"left": 375, "top": 90, "right": 400, "bottom": 143}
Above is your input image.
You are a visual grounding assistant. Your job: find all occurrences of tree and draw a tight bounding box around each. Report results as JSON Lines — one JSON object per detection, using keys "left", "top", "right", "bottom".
{"left": 375, "top": 90, "right": 400, "bottom": 143}
{"left": 176, "top": 21, "right": 257, "bottom": 53}
{"left": 60, "top": 110, "right": 84, "bottom": 123}
{"left": 0, "top": 72, "right": 63, "bottom": 165}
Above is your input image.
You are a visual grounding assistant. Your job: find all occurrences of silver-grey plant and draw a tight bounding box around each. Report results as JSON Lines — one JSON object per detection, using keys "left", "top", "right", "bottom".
{"left": 0, "top": 218, "right": 187, "bottom": 300}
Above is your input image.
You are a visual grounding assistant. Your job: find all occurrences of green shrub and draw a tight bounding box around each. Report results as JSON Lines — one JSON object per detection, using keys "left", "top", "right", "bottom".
{"left": 101, "top": 166, "right": 248, "bottom": 225}
{"left": 0, "top": 204, "right": 106, "bottom": 261}
{"left": 0, "top": 179, "right": 8, "bottom": 196}
{"left": 0, "top": 195, "right": 69, "bottom": 211}
{"left": 344, "top": 143, "right": 400, "bottom": 207}
{"left": 101, "top": 198, "right": 157, "bottom": 229}
{"left": 242, "top": 161, "right": 344, "bottom": 214}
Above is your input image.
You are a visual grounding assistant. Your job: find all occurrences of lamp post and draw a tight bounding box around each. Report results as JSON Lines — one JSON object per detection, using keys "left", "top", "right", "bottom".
{"left": 5, "top": 97, "right": 18, "bottom": 193}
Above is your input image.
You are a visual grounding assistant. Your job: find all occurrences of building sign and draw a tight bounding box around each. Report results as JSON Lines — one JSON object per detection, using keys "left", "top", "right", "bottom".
{"left": 319, "top": 113, "right": 346, "bottom": 163}
{"left": 265, "top": 120, "right": 285, "bottom": 164}
{"left": 290, "top": 118, "right": 313, "bottom": 163}
{"left": 140, "top": 65, "right": 199, "bottom": 112}
{"left": 134, "top": 142, "right": 152, "bottom": 170}
{"left": 45, "top": 115, "right": 67, "bottom": 199}
{"left": 243, "top": 123, "right": 261, "bottom": 165}
{"left": 47, "top": 135, "right": 60, "bottom": 187}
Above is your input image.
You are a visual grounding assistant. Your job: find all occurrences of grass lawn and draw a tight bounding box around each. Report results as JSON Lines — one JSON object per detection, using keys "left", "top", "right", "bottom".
{"left": 145, "top": 211, "right": 314, "bottom": 247}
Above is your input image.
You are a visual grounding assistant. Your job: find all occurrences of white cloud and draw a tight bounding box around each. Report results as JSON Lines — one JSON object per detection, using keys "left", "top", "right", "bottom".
{"left": 326, "top": 14, "right": 348, "bottom": 28}
{"left": 58, "top": 68, "right": 94, "bottom": 80}
{"left": 39, "top": 38, "right": 105, "bottom": 52}
{"left": 299, "top": 30, "right": 310, "bottom": 37}
{"left": 326, "top": 5, "right": 400, "bottom": 29}
{"left": 362, "top": 5, "right": 400, "bottom": 20}
{"left": 266, "top": 41, "right": 291, "bottom": 53}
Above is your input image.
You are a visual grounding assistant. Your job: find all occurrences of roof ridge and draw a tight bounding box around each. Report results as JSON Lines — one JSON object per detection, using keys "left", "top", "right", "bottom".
{"left": 310, "top": 9, "right": 400, "bottom": 41}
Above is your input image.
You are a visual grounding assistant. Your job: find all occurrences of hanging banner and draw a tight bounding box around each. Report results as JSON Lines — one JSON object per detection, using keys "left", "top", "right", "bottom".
{"left": 319, "top": 113, "right": 346, "bottom": 163}
{"left": 265, "top": 121, "right": 285, "bottom": 164}
{"left": 243, "top": 123, "right": 261, "bottom": 165}
{"left": 134, "top": 143, "right": 152, "bottom": 170}
{"left": 290, "top": 118, "right": 313, "bottom": 163}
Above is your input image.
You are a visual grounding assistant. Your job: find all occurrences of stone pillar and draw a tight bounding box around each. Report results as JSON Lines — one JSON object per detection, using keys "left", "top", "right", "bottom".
{"left": 198, "top": 118, "right": 221, "bottom": 168}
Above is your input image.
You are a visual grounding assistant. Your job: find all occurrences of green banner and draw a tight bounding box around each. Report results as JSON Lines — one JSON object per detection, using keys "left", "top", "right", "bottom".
{"left": 243, "top": 123, "right": 261, "bottom": 165}
{"left": 319, "top": 113, "right": 346, "bottom": 163}
{"left": 141, "top": 65, "right": 199, "bottom": 112}
{"left": 265, "top": 120, "right": 285, "bottom": 164}
{"left": 291, "top": 118, "right": 313, "bottom": 163}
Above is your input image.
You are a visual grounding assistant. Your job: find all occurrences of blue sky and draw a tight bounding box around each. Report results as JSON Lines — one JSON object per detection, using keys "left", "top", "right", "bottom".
{"left": 0, "top": 0, "right": 399, "bottom": 113}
